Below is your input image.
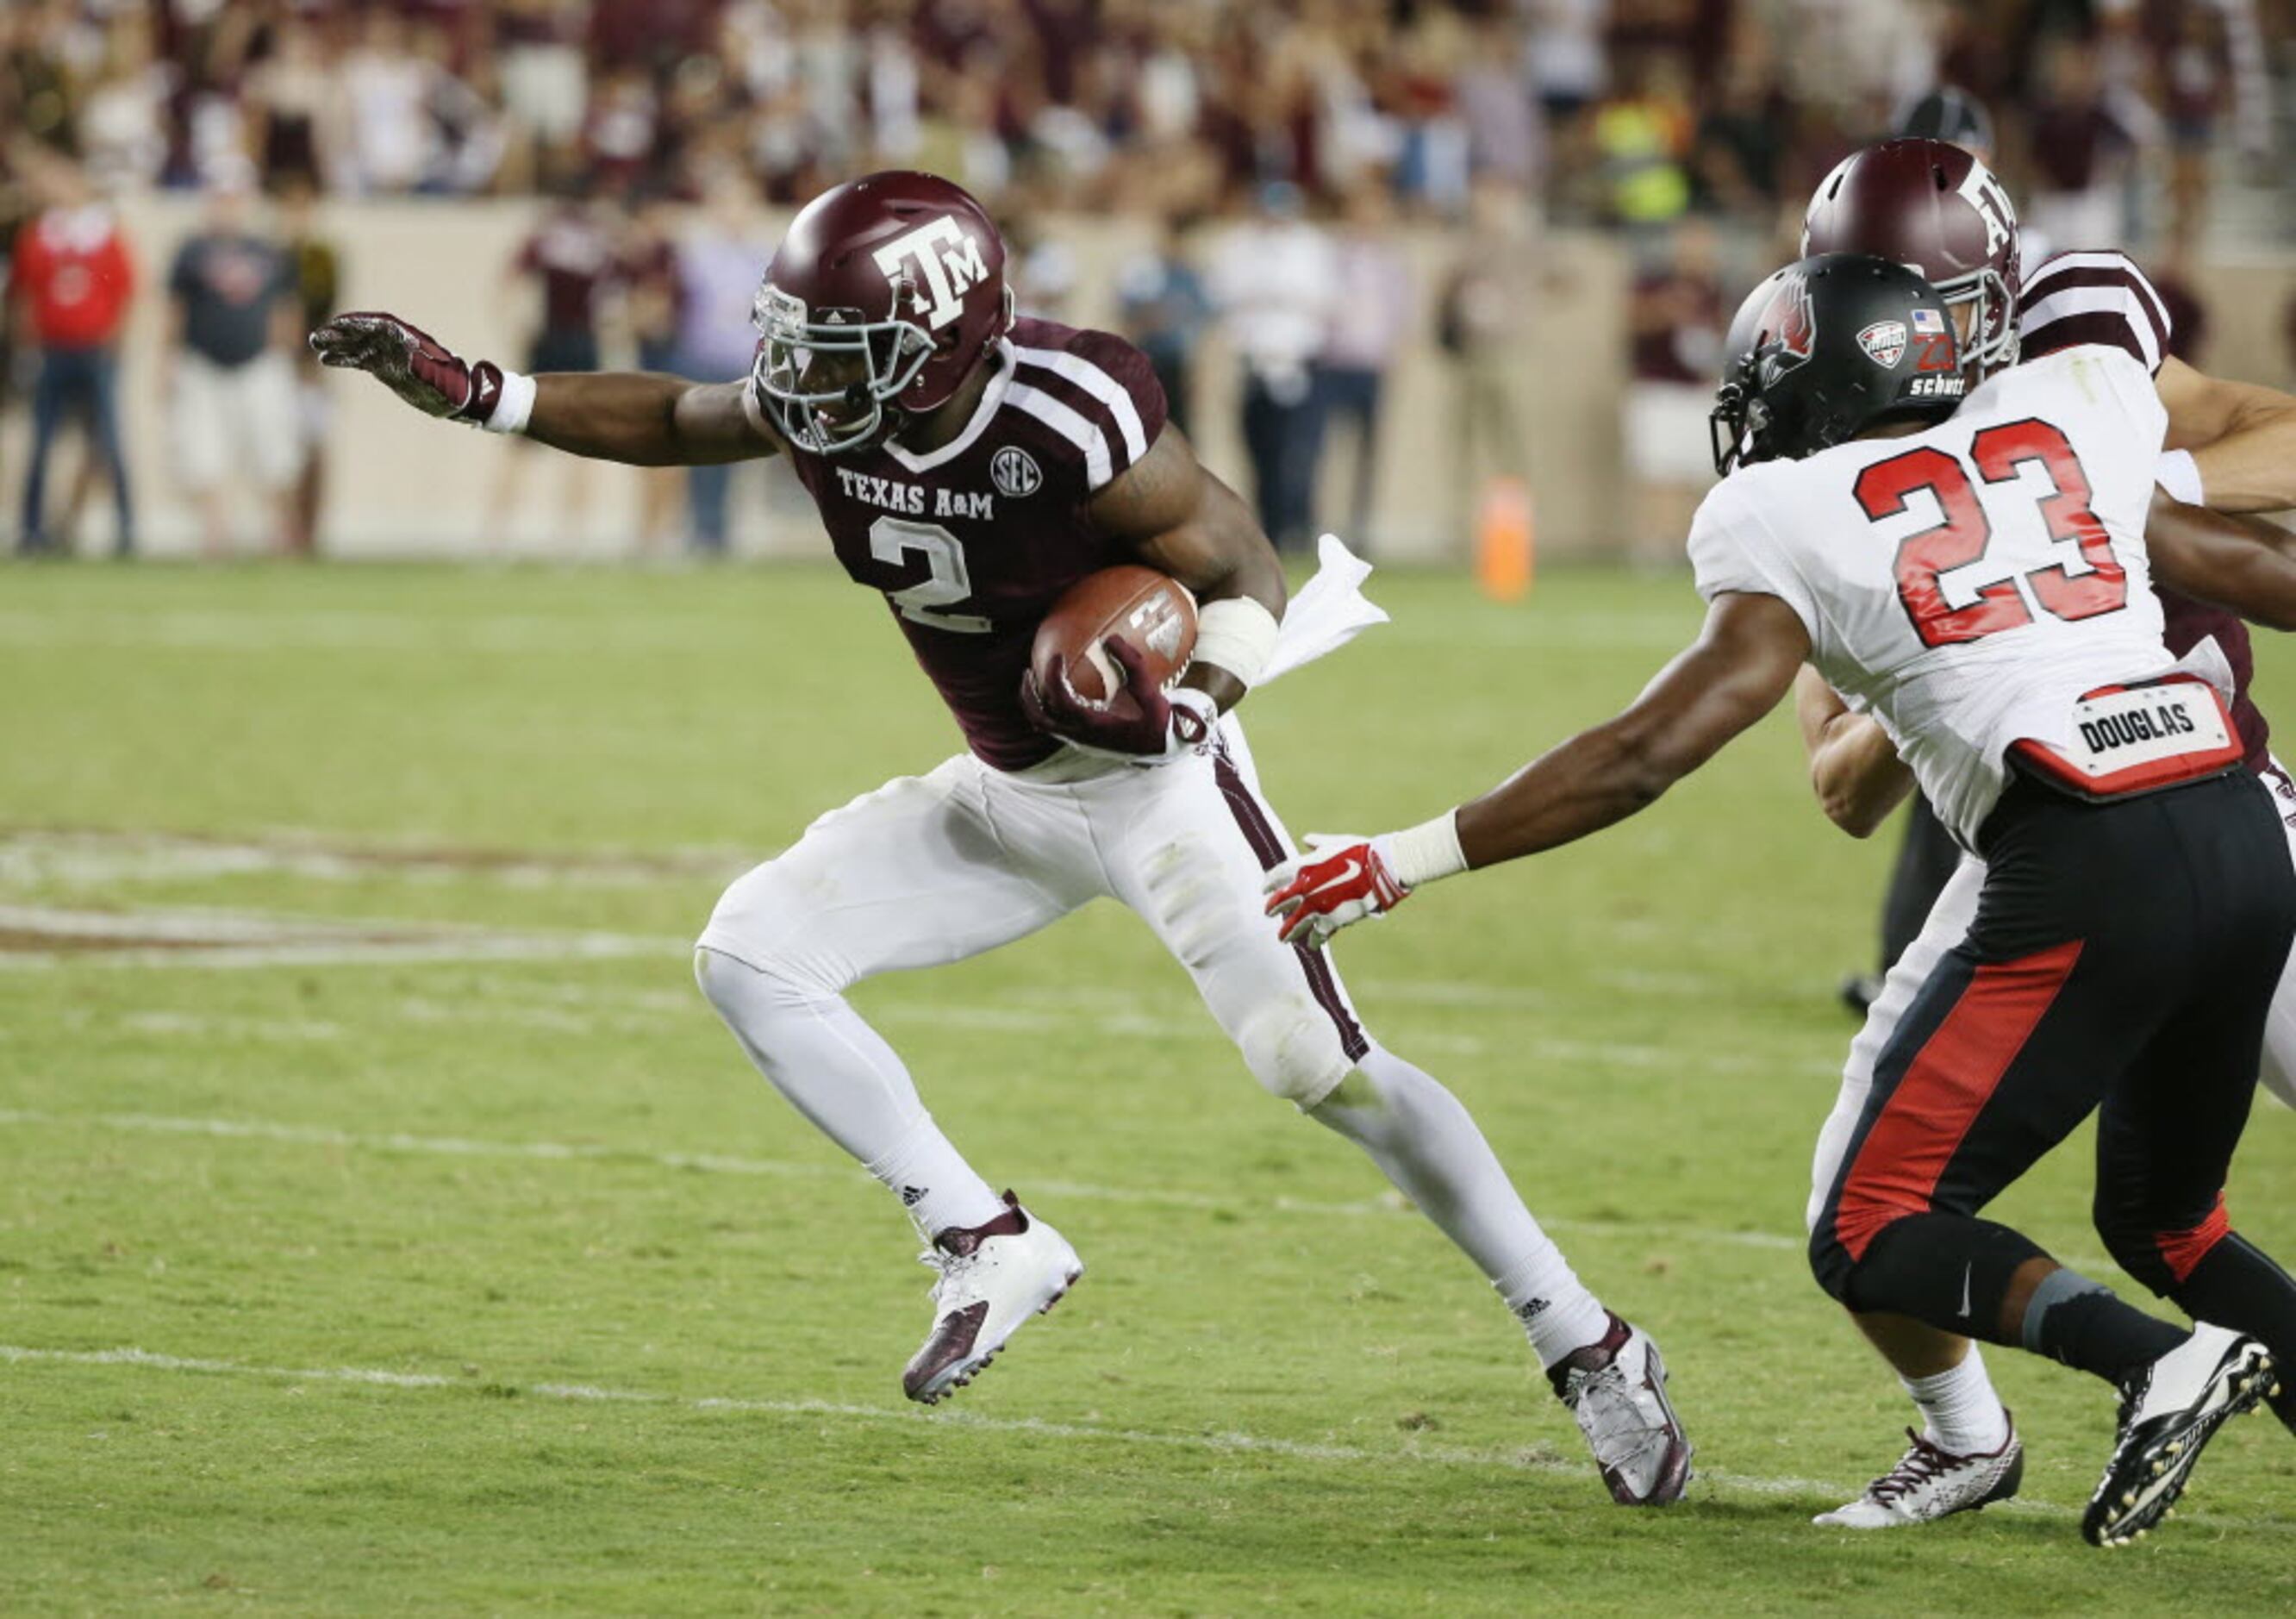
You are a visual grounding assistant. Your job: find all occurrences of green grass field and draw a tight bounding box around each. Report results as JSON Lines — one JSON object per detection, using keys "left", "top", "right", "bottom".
{"left": 4, "top": 560, "right": 2294, "bottom": 1616}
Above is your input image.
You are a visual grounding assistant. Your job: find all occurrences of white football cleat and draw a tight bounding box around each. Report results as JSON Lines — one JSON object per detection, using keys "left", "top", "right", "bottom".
{"left": 2084, "top": 1323, "right": 2275, "bottom": 1547}
{"left": 1813, "top": 1419, "right": 2024, "bottom": 1528}
{"left": 902, "top": 1191, "right": 1082, "bottom": 1405}
{"left": 1547, "top": 1311, "right": 1694, "bottom": 1505}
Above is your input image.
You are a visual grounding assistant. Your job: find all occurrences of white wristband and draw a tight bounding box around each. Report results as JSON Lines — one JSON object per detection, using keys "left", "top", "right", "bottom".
{"left": 484, "top": 369, "right": 537, "bottom": 434}
{"left": 1385, "top": 810, "right": 1468, "bottom": 890}
{"left": 2155, "top": 448, "right": 2204, "bottom": 507}
{"left": 1192, "top": 597, "right": 1282, "bottom": 690}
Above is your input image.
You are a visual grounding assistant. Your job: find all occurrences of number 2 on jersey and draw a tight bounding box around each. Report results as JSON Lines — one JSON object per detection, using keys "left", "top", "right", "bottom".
{"left": 869, "top": 516, "right": 993, "bottom": 634}
{"left": 1855, "top": 418, "right": 2126, "bottom": 648}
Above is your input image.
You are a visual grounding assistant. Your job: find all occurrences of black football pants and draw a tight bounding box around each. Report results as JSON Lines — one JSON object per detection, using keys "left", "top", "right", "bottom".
{"left": 1810, "top": 768, "right": 2296, "bottom": 1352}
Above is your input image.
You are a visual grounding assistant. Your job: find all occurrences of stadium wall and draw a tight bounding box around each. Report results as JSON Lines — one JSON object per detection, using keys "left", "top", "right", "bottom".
{"left": 35, "top": 197, "right": 2296, "bottom": 562}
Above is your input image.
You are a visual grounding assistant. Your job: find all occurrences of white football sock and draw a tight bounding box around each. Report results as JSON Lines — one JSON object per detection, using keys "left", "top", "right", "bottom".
{"left": 1902, "top": 1343, "right": 2012, "bottom": 1455}
{"left": 1309, "top": 1046, "right": 1610, "bottom": 1368}
{"left": 696, "top": 947, "right": 1006, "bottom": 1235}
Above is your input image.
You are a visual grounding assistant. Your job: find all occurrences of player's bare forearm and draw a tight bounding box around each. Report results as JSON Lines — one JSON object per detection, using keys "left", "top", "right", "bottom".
{"left": 1089, "top": 425, "right": 1286, "bottom": 713}
{"left": 1452, "top": 592, "right": 1811, "bottom": 869}
{"left": 2156, "top": 357, "right": 2296, "bottom": 512}
{"left": 2145, "top": 488, "right": 2296, "bottom": 630}
{"left": 1794, "top": 666, "right": 1914, "bottom": 837}
{"left": 523, "top": 374, "right": 777, "bottom": 467}
{"left": 1794, "top": 666, "right": 1913, "bottom": 837}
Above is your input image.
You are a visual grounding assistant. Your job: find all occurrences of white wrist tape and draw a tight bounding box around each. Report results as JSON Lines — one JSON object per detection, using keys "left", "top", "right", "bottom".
{"left": 1385, "top": 810, "right": 1468, "bottom": 891}
{"left": 484, "top": 369, "right": 537, "bottom": 434}
{"left": 1192, "top": 597, "right": 1282, "bottom": 690}
{"left": 2155, "top": 448, "right": 2204, "bottom": 507}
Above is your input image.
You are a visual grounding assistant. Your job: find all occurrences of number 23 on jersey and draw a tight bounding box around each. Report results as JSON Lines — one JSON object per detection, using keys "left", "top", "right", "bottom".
{"left": 1855, "top": 417, "right": 2128, "bottom": 648}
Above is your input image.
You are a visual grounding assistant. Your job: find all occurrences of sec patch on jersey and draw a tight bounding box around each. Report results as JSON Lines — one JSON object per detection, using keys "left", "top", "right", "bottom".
{"left": 1032, "top": 565, "right": 1198, "bottom": 703}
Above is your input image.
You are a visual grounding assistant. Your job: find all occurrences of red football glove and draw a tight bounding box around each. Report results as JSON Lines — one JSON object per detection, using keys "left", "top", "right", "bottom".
{"left": 1020, "top": 635, "right": 1217, "bottom": 765}
{"left": 1263, "top": 835, "right": 1411, "bottom": 947}
{"left": 309, "top": 311, "right": 503, "bottom": 423}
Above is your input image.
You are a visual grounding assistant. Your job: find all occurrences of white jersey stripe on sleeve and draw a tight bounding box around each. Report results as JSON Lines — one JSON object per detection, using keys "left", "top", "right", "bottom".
{"left": 2019, "top": 285, "right": 2162, "bottom": 371}
{"left": 2022, "top": 251, "right": 2173, "bottom": 341}
{"left": 1007, "top": 380, "right": 1114, "bottom": 489}
{"left": 2038, "top": 249, "right": 2176, "bottom": 328}
{"left": 1013, "top": 345, "right": 1148, "bottom": 464}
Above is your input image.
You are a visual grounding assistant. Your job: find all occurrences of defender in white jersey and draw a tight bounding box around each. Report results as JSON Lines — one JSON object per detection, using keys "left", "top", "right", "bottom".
{"left": 1268, "top": 253, "right": 2293, "bottom": 1547}
{"left": 1810, "top": 140, "right": 2296, "bottom": 1005}
{"left": 1794, "top": 136, "right": 2296, "bottom": 1528}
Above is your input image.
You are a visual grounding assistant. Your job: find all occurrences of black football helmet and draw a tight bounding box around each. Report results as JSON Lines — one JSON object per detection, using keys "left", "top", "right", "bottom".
{"left": 1708, "top": 253, "right": 1967, "bottom": 477}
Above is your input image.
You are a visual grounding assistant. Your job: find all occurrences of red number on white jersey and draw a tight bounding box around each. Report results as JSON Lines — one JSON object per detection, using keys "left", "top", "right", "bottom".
{"left": 1856, "top": 417, "right": 2127, "bottom": 648}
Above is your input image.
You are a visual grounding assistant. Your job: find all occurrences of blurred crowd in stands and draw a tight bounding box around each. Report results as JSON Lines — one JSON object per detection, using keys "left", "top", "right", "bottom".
{"left": 1, "top": 0, "right": 2290, "bottom": 557}
{"left": 3, "top": 0, "right": 2281, "bottom": 232}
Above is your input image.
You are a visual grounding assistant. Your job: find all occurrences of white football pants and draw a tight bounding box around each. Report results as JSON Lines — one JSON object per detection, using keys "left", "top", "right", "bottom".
{"left": 700, "top": 719, "right": 1369, "bottom": 1108}
{"left": 694, "top": 717, "right": 1610, "bottom": 1363}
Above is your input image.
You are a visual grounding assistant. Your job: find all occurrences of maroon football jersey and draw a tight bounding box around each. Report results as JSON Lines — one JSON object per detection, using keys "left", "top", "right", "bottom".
{"left": 2020, "top": 248, "right": 2270, "bottom": 769}
{"left": 515, "top": 207, "right": 618, "bottom": 335}
{"left": 776, "top": 316, "right": 1170, "bottom": 772}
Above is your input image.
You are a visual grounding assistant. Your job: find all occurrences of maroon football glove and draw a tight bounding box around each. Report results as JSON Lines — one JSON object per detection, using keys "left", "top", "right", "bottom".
{"left": 1020, "top": 636, "right": 1216, "bottom": 765}
{"left": 309, "top": 311, "right": 503, "bottom": 423}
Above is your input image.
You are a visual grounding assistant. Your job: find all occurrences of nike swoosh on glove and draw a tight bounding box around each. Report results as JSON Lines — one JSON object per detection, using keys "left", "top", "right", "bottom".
{"left": 1263, "top": 835, "right": 1410, "bottom": 947}
{"left": 1020, "top": 634, "right": 1216, "bottom": 765}
{"left": 310, "top": 311, "right": 502, "bottom": 423}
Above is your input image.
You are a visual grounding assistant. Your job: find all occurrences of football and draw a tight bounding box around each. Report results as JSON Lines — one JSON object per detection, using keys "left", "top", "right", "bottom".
{"left": 1032, "top": 566, "right": 1198, "bottom": 704}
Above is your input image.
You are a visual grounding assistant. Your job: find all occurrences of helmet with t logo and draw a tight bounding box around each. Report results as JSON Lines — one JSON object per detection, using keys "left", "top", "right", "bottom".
{"left": 752, "top": 171, "right": 1014, "bottom": 453}
{"left": 1800, "top": 139, "right": 2021, "bottom": 381}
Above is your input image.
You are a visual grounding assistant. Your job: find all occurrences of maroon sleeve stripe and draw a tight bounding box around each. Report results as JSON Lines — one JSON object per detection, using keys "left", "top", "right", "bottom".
{"left": 2021, "top": 266, "right": 2171, "bottom": 354}
{"left": 2018, "top": 312, "right": 2154, "bottom": 367}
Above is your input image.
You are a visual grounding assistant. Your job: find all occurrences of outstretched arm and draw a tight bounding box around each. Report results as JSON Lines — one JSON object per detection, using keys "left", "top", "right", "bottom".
{"left": 310, "top": 311, "right": 778, "bottom": 467}
{"left": 1449, "top": 591, "right": 1813, "bottom": 866}
{"left": 1265, "top": 591, "right": 1812, "bottom": 945}
{"left": 522, "top": 373, "right": 775, "bottom": 466}
{"left": 2143, "top": 487, "right": 2296, "bottom": 630}
{"left": 2156, "top": 357, "right": 2296, "bottom": 514}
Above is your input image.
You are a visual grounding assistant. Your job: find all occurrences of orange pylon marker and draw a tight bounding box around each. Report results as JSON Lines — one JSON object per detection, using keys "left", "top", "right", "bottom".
{"left": 1475, "top": 476, "right": 1534, "bottom": 601}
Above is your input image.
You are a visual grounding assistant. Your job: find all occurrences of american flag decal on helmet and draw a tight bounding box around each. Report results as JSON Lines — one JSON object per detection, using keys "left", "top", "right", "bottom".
{"left": 1910, "top": 307, "right": 1946, "bottom": 334}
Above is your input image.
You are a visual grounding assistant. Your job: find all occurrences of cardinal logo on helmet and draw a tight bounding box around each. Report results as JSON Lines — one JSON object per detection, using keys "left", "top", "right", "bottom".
{"left": 1755, "top": 271, "right": 1817, "bottom": 379}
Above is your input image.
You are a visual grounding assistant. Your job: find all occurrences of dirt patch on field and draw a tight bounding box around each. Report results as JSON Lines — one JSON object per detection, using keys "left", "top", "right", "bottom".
{"left": 0, "top": 828, "right": 753, "bottom": 889}
{"left": 0, "top": 904, "right": 682, "bottom": 967}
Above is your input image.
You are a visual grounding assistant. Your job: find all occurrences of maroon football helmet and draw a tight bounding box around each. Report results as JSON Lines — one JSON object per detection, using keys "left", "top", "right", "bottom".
{"left": 1800, "top": 138, "right": 2021, "bottom": 378}
{"left": 752, "top": 171, "right": 1013, "bottom": 453}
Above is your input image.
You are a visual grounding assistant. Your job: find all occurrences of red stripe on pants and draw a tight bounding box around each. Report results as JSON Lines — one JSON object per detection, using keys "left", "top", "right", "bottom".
{"left": 1833, "top": 939, "right": 2085, "bottom": 1263}
{"left": 2156, "top": 1192, "right": 2231, "bottom": 1284}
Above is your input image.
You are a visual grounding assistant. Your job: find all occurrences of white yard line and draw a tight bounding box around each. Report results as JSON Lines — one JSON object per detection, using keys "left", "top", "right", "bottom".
{"left": 11, "top": 1341, "right": 2284, "bottom": 1533}
{"left": 0, "top": 1341, "right": 1899, "bottom": 1507}
{"left": 0, "top": 1106, "right": 1805, "bottom": 1251}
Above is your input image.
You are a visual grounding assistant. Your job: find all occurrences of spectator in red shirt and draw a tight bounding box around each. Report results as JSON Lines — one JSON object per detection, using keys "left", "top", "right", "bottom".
{"left": 11, "top": 151, "right": 135, "bottom": 557}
